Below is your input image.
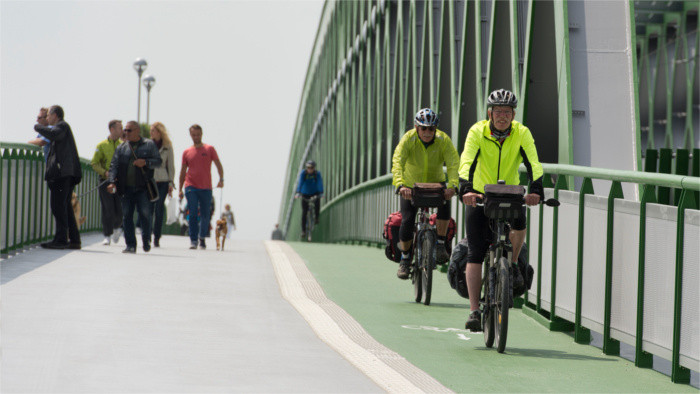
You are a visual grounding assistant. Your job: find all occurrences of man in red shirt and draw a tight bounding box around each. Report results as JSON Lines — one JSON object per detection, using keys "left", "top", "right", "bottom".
{"left": 178, "top": 124, "right": 224, "bottom": 249}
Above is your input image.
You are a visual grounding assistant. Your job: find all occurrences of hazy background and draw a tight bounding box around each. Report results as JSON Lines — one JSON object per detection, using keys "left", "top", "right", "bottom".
{"left": 1, "top": 0, "right": 323, "bottom": 240}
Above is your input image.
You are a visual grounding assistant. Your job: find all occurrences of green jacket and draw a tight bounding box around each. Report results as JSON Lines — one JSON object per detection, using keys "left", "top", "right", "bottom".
{"left": 391, "top": 128, "right": 460, "bottom": 190}
{"left": 91, "top": 137, "right": 122, "bottom": 179}
{"left": 458, "top": 120, "right": 544, "bottom": 196}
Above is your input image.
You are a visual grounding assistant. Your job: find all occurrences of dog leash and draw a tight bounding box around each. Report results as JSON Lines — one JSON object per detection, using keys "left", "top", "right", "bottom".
{"left": 74, "top": 178, "right": 109, "bottom": 199}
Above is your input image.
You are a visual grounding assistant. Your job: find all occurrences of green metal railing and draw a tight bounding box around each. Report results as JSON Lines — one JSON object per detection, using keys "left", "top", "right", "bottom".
{"left": 523, "top": 163, "right": 699, "bottom": 384}
{"left": 0, "top": 142, "right": 102, "bottom": 255}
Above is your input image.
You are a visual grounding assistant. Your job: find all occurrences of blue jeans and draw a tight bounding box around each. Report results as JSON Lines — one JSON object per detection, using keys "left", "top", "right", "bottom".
{"left": 121, "top": 187, "right": 152, "bottom": 248}
{"left": 152, "top": 182, "right": 170, "bottom": 240}
{"left": 185, "top": 187, "right": 212, "bottom": 243}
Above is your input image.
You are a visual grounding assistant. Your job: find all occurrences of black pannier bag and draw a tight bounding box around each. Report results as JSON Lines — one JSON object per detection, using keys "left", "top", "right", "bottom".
{"left": 447, "top": 239, "right": 533, "bottom": 298}
{"left": 412, "top": 183, "right": 445, "bottom": 208}
{"left": 483, "top": 183, "right": 525, "bottom": 220}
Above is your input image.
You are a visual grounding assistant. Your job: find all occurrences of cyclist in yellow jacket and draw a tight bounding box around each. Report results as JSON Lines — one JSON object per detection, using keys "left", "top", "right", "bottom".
{"left": 392, "top": 108, "right": 460, "bottom": 279}
{"left": 459, "top": 89, "right": 544, "bottom": 331}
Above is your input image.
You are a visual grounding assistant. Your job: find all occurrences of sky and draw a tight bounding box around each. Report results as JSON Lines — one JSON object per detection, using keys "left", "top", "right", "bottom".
{"left": 1, "top": 0, "right": 324, "bottom": 240}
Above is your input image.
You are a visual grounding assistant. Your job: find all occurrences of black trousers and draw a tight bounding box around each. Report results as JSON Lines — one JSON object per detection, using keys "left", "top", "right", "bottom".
{"left": 301, "top": 194, "right": 321, "bottom": 232}
{"left": 98, "top": 181, "right": 122, "bottom": 236}
{"left": 48, "top": 176, "right": 80, "bottom": 245}
{"left": 399, "top": 196, "right": 451, "bottom": 242}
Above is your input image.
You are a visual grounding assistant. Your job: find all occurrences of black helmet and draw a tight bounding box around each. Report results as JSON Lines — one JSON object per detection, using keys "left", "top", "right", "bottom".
{"left": 305, "top": 160, "right": 316, "bottom": 168}
{"left": 487, "top": 89, "right": 518, "bottom": 108}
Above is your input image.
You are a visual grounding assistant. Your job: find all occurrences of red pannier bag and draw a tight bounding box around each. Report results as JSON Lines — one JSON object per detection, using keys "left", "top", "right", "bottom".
{"left": 382, "top": 211, "right": 402, "bottom": 263}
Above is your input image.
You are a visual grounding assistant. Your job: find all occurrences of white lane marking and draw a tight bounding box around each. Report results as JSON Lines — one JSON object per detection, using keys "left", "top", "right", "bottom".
{"left": 265, "top": 241, "right": 453, "bottom": 394}
{"left": 457, "top": 334, "right": 471, "bottom": 341}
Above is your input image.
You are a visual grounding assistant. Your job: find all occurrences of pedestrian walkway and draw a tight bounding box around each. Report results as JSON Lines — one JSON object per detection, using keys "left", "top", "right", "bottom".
{"left": 0, "top": 234, "right": 379, "bottom": 393}
{"left": 2, "top": 235, "right": 697, "bottom": 393}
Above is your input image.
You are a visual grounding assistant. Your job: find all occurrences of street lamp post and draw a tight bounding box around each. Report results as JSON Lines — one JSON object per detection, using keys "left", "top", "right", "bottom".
{"left": 143, "top": 75, "right": 156, "bottom": 126}
{"left": 133, "top": 58, "right": 148, "bottom": 124}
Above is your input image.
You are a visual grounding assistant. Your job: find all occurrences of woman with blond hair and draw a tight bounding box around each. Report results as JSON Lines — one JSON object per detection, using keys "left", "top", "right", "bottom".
{"left": 149, "top": 122, "right": 175, "bottom": 247}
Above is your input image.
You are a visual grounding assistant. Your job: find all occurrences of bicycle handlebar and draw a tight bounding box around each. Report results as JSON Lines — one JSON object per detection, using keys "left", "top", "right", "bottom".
{"left": 474, "top": 196, "right": 560, "bottom": 207}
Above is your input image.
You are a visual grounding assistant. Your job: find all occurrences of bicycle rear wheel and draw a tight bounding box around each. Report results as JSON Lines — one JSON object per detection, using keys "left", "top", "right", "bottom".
{"left": 413, "top": 258, "right": 422, "bottom": 303}
{"left": 306, "top": 210, "right": 314, "bottom": 242}
{"left": 483, "top": 264, "right": 495, "bottom": 348}
{"left": 495, "top": 256, "right": 511, "bottom": 353}
{"left": 421, "top": 231, "right": 435, "bottom": 306}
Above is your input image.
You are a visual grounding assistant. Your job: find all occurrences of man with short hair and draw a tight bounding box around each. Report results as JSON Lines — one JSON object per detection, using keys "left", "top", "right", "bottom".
{"left": 33, "top": 105, "right": 82, "bottom": 249}
{"left": 178, "top": 124, "right": 224, "bottom": 250}
{"left": 107, "top": 121, "right": 161, "bottom": 253}
{"left": 28, "top": 107, "right": 51, "bottom": 161}
{"left": 91, "top": 120, "right": 124, "bottom": 245}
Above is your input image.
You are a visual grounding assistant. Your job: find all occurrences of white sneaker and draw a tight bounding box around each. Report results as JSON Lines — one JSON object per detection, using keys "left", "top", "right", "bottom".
{"left": 102, "top": 237, "right": 111, "bottom": 245}
{"left": 111, "top": 228, "right": 122, "bottom": 244}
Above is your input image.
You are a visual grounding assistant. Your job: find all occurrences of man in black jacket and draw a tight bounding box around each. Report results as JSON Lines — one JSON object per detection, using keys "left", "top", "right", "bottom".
{"left": 107, "top": 121, "right": 162, "bottom": 253}
{"left": 34, "top": 105, "right": 82, "bottom": 249}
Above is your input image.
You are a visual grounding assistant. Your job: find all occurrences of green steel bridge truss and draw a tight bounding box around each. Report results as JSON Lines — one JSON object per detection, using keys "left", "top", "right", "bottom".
{"left": 279, "top": 0, "right": 700, "bottom": 385}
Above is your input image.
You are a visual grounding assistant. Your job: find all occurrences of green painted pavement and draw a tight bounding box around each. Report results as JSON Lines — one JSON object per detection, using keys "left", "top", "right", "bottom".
{"left": 288, "top": 242, "right": 696, "bottom": 393}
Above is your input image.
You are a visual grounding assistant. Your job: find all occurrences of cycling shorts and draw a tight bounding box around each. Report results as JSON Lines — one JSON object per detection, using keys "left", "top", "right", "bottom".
{"left": 465, "top": 204, "right": 526, "bottom": 263}
{"left": 399, "top": 196, "right": 450, "bottom": 242}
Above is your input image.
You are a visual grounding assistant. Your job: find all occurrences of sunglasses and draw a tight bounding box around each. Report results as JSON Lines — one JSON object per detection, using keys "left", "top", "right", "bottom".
{"left": 124, "top": 128, "right": 137, "bottom": 133}
{"left": 418, "top": 126, "right": 436, "bottom": 131}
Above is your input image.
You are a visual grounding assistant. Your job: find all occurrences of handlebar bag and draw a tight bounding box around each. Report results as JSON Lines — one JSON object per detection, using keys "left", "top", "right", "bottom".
{"left": 483, "top": 184, "right": 525, "bottom": 220}
{"left": 412, "top": 183, "right": 444, "bottom": 208}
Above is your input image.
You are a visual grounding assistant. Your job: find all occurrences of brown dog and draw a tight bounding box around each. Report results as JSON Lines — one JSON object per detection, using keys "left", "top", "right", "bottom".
{"left": 71, "top": 192, "right": 87, "bottom": 227}
{"left": 215, "top": 218, "right": 228, "bottom": 251}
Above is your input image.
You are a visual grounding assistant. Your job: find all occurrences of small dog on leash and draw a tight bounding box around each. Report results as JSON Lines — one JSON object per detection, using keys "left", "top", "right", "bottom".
{"left": 71, "top": 192, "right": 87, "bottom": 227}
{"left": 215, "top": 218, "right": 228, "bottom": 251}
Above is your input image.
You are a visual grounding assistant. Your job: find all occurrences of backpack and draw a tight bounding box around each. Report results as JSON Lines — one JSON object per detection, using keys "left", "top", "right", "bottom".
{"left": 447, "top": 239, "right": 533, "bottom": 299}
{"left": 382, "top": 211, "right": 402, "bottom": 263}
{"left": 428, "top": 214, "right": 456, "bottom": 254}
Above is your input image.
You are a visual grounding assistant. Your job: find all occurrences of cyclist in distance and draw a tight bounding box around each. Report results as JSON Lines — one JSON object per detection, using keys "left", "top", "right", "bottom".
{"left": 391, "top": 108, "right": 460, "bottom": 280}
{"left": 295, "top": 160, "right": 324, "bottom": 238}
{"left": 459, "top": 89, "right": 544, "bottom": 331}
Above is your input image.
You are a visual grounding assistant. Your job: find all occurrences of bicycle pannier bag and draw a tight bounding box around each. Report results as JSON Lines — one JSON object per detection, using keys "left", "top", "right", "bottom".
{"left": 448, "top": 238, "right": 533, "bottom": 299}
{"left": 382, "top": 211, "right": 402, "bottom": 263}
{"left": 412, "top": 183, "right": 444, "bottom": 208}
{"left": 483, "top": 184, "right": 525, "bottom": 220}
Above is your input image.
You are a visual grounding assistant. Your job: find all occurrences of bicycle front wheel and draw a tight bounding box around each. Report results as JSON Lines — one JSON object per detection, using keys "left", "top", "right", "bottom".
{"left": 306, "top": 210, "right": 314, "bottom": 242}
{"left": 495, "top": 256, "right": 511, "bottom": 353}
{"left": 483, "top": 263, "right": 495, "bottom": 348}
{"left": 421, "top": 231, "right": 435, "bottom": 306}
{"left": 413, "top": 259, "right": 422, "bottom": 303}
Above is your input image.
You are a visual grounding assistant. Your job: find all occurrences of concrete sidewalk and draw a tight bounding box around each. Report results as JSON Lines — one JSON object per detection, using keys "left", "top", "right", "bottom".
{"left": 1, "top": 234, "right": 380, "bottom": 393}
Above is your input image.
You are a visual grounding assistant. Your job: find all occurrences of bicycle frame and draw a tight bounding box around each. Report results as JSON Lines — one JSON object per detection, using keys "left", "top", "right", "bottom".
{"left": 302, "top": 195, "right": 318, "bottom": 241}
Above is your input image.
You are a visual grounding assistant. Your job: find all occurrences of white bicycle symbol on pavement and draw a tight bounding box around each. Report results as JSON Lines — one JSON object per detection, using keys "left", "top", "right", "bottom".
{"left": 401, "top": 325, "right": 483, "bottom": 341}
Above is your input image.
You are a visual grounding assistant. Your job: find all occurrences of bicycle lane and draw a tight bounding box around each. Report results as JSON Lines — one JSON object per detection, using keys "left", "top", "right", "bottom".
{"left": 285, "top": 241, "right": 695, "bottom": 393}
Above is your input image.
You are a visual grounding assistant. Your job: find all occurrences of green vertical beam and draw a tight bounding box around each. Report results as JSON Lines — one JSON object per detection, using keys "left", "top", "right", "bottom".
{"left": 673, "top": 149, "right": 689, "bottom": 206}
{"left": 0, "top": 148, "right": 5, "bottom": 254}
{"left": 574, "top": 177, "right": 594, "bottom": 344}
{"left": 603, "top": 180, "right": 623, "bottom": 356}
{"left": 628, "top": 0, "right": 643, "bottom": 172}
{"left": 553, "top": 1, "right": 573, "bottom": 165}
{"left": 549, "top": 174, "right": 567, "bottom": 321}
{"left": 657, "top": 148, "right": 672, "bottom": 204}
{"left": 635, "top": 184, "right": 654, "bottom": 368}
{"left": 535, "top": 174, "right": 554, "bottom": 313}
{"left": 670, "top": 189, "right": 695, "bottom": 383}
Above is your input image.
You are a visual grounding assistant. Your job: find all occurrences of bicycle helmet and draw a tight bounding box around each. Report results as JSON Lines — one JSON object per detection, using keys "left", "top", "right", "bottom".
{"left": 305, "top": 160, "right": 316, "bottom": 168}
{"left": 414, "top": 108, "right": 439, "bottom": 127}
{"left": 487, "top": 89, "right": 518, "bottom": 108}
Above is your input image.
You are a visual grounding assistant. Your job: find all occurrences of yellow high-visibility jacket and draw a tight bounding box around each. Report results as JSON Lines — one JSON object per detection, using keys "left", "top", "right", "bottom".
{"left": 391, "top": 128, "right": 460, "bottom": 190}
{"left": 458, "top": 120, "right": 544, "bottom": 196}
